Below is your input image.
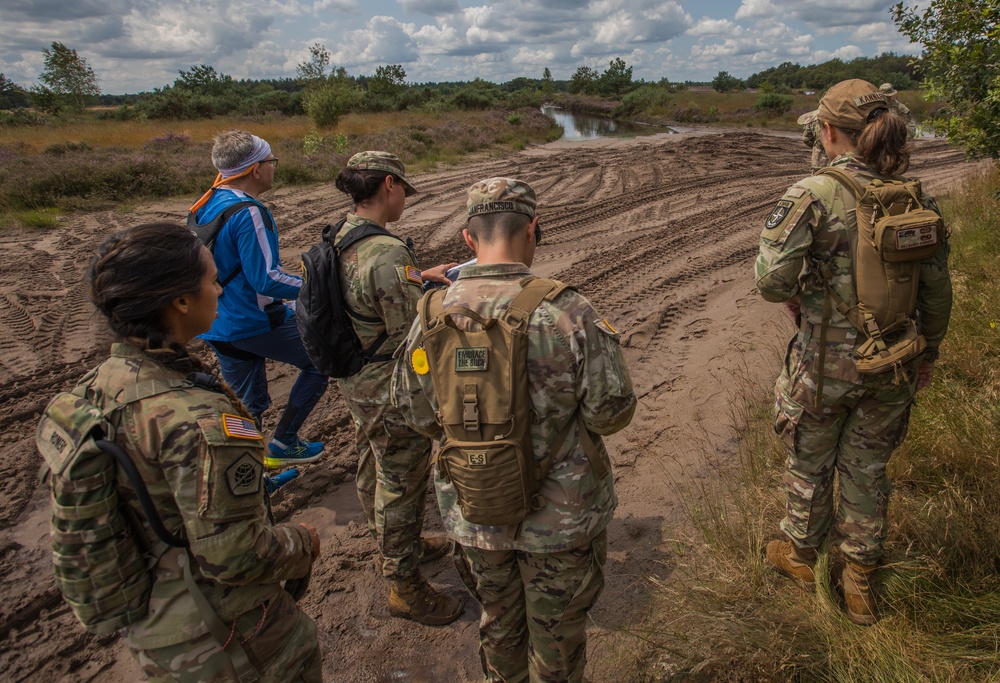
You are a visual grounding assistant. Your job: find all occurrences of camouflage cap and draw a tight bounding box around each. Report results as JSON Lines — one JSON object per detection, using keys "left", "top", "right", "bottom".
{"left": 879, "top": 83, "right": 897, "bottom": 96}
{"left": 466, "top": 178, "right": 536, "bottom": 220}
{"left": 818, "top": 79, "right": 888, "bottom": 132}
{"left": 346, "top": 150, "right": 417, "bottom": 196}
{"left": 797, "top": 111, "right": 818, "bottom": 126}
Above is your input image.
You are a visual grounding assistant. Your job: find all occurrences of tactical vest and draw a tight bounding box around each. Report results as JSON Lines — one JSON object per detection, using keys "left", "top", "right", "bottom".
{"left": 37, "top": 371, "right": 266, "bottom": 683}
{"left": 814, "top": 167, "right": 944, "bottom": 378}
{"left": 418, "top": 276, "right": 580, "bottom": 526}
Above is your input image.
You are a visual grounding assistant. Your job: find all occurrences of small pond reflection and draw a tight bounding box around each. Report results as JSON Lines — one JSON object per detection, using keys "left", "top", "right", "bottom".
{"left": 541, "top": 105, "right": 675, "bottom": 141}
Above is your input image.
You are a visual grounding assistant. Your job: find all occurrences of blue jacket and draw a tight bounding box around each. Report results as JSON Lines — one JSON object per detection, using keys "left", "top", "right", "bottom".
{"left": 196, "top": 188, "right": 301, "bottom": 342}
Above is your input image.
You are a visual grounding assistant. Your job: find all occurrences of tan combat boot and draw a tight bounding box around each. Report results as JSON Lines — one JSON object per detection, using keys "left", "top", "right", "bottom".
{"left": 419, "top": 536, "right": 452, "bottom": 564}
{"left": 388, "top": 574, "right": 464, "bottom": 626}
{"left": 765, "top": 539, "right": 817, "bottom": 590}
{"left": 840, "top": 560, "right": 878, "bottom": 626}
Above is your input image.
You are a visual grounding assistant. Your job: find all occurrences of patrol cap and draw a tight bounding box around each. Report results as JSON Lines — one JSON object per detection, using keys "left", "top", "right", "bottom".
{"left": 466, "top": 178, "right": 536, "bottom": 220}
{"left": 346, "top": 150, "right": 417, "bottom": 196}
{"left": 817, "top": 79, "right": 888, "bottom": 132}
{"left": 879, "top": 82, "right": 897, "bottom": 96}
{"left": 796, "top": 111, "right": 817, "bottom": 126}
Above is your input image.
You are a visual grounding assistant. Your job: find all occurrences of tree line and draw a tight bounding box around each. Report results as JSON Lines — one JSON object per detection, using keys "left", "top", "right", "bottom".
{"left": 2, "top": 0, "right": 997, "bottom": 160}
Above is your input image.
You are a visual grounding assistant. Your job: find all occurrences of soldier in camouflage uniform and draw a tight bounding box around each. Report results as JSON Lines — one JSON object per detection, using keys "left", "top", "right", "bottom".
{"left": 798, "top": 111, "right": 829, "bottom": 172}
{"left": 393, "top": 178, "right": 636, "bottom": 682}
{"left": 82, "top": 223, "right": 322, "bottom": 682}
{"left": 332, "top": 151, "right": 463, "bottom": 625}
{"left": 879, "top": 83, "right": 918, "bottom": 140}
{"left": 756, "top": 80, "right": 952, "bottom": 624}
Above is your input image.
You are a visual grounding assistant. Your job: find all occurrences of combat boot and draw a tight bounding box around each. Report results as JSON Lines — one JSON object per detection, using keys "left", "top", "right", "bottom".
{"left": 765, "top": 539, "right": 817, "bottom": 590}
{"left": 840, "top": 560, "right": 878, "bottom": 626}
{"left": 419, "top": 536, "right": 451, "bottom": 563}
{"left": 388, "top": 574, "right": 463, "bottom": 626}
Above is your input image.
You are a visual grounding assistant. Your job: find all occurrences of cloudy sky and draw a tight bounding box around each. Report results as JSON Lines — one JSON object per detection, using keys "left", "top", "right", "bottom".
{"left": 1, "top": 0, "right": 918, "bottom": 94}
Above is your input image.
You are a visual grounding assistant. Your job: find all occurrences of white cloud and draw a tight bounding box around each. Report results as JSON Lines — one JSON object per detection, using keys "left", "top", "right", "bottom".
{"left": 687, "top": 18, "right": 743, "bottom": 37}
{"left": 329, "top": 16, "right": 419, "bottom": 66}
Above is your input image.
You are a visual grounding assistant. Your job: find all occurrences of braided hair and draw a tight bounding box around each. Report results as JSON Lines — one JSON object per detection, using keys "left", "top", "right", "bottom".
{"left": 89, "top": 222, "right": 253, "bottom": 418}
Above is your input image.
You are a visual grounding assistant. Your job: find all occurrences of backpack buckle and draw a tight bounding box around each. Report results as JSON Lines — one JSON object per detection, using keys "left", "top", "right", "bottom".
{"left": 463, "top": 384, "right": 480, "bottom": 432}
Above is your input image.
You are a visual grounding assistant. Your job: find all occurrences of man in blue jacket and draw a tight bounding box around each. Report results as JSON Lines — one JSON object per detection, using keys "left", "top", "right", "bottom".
{"left": 191, "top": 129, "right": 327, "bottom": 467}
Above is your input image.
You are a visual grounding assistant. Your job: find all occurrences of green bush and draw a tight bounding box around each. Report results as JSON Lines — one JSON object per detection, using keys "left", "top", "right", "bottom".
{"left": 754, "top": 93, "right": 794, "bottom": 116}
{"left": 303, "top": 79, "right": 364, "bottom": 128}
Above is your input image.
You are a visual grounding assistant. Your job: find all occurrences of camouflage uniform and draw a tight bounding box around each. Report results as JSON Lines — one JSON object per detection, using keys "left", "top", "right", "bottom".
{"left": 755, "top": 153, "right": 952, "bottom": 565}
{"left": 803, "top": 121, "right": 829, "bottom": 172}
{"left": 889, "top": 98, "right": 917, "bottom": 140}
{"left": 393, "top": 257, "right": 636, "bottom": 682}
{"left": 88, "top": 344, "right": 320, "bottom": 682}
{"left": 334, "top": 211, "right": 433, "bottom": 579}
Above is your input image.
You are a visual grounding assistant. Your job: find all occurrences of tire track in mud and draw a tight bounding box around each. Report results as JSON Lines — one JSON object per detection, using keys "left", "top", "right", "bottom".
{"left": 0, "top": 131, "right": 979, "bottom": 683}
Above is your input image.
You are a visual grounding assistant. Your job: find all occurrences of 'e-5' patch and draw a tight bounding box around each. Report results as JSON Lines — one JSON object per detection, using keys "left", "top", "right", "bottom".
{"left": 765, "top": 200, "right": 795, "bottom": 230}
{"left": 455, "top": 347, "right": 488, "bottom": 371}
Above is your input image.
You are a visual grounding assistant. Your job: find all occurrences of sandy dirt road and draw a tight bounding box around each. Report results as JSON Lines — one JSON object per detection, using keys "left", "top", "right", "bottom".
{"left": 0, "top": 131, "right": 977, "bottom": 682}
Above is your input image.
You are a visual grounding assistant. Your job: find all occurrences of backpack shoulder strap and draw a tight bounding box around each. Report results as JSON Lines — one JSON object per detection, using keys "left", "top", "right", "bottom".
{"left": 502, "top": 277, "right": 568, "bottom": 331}
{"left": 817, "top": 166, "right": 866, "bottom": 199}
{"left": 334, "top": 221, "right": 401, "bottom": 253}
{"left": 419, "top": 287, "right": 448, "bottom": 333}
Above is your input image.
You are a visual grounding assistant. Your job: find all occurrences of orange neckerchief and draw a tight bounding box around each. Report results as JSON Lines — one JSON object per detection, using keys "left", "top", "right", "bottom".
{"left": 188, "top": 163, "right": 259, "bottom": 214}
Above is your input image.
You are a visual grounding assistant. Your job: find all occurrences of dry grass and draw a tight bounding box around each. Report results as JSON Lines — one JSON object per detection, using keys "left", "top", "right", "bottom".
{"left": 636, "top": 166, "right": 1000, "bottom": 681}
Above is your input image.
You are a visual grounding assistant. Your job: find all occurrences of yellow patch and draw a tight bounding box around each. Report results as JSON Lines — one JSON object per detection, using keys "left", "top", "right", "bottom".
{"left": 411, "top": 347, "right": 430, "bottom": 375}
{"left": 602, "top": 319, "right": 618, "bottom": 334}
{"left": 405, "top": 265, "right": 423, "bottom": 285}
{"left": 221, "top": 413, "right": 263, "bottom": 440}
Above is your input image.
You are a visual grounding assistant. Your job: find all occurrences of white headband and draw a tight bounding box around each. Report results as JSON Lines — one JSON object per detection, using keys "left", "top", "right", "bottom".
{"left": 218, "top": 135, "right": 272, "bottom": 178}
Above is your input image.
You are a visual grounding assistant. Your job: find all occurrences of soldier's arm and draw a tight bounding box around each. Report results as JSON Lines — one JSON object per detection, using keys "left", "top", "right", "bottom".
{"left": 571, "top": 297, "right": 636, "bottom": 436}
{"left": 916, "top": 197, "right": 953, "bottom": 354}
{"left": 365, "top": 244, "right": 425, "bottom": 350}
{"left": 755, "top": 188, "right": 822, "bottom": 302}
{"left": 391, "top": 317, "right": 444, "bottom": 439}
{"left": 149, "top": 408, "right": 314, "bottom": 585}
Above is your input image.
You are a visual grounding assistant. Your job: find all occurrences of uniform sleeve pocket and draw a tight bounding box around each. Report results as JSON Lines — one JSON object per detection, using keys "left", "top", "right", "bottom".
{"left": 196, "top": 418, "right": 266, "bottom": 522}
{"left": 595, "top": 323, "right": 633, "bottom": 398}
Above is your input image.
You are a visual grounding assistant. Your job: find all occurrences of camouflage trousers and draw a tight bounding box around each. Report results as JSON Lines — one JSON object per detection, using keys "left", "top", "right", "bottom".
{"left": 132, "top": 590, "right": 321, "bottom": 682}
{"left": 455, "top": 530, "right": 608, "bottom": 683}
{"left": 345, "top": 395, "right": 432, "bottom": 580}
{"left": 774, "top": 346, "right": 917, "bottom": 565}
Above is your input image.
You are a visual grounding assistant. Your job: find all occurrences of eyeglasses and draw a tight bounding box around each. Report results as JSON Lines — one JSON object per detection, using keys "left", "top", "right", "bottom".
{"left": 261, "top": 158, "right": 279, "bottom": 167}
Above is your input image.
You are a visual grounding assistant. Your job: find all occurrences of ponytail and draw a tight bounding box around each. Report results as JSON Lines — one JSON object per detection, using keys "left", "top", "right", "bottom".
{"left": 855, "top": 110, "right": 911, "bottom": 177}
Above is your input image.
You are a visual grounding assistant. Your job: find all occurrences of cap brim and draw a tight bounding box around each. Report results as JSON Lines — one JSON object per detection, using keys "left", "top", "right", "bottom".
{"left": 797, "top": 110, "right": 818, "bottom": 125}
{"left": 401, "top": 178, "right": 417, "bottom": 197}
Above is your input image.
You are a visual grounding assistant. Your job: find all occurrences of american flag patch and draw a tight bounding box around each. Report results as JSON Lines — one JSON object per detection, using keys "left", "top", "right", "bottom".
{"left": 405, "top": 265, "right": 423, "bottom": 284}
{"left": 222, "top": 414, "right": 263, "bottom": 440}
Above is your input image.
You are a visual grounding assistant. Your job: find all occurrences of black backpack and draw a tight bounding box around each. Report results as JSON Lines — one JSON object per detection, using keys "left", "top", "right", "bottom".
{"left": 296, "top": 220, "right": 401, "bottom": 378}
{"left": 187, "top": 199, "right": 275, "bottom": 288}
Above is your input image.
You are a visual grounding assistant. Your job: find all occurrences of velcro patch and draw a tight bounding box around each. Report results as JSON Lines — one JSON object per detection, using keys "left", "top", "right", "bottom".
{"left": 222, "top": 413, "right": 263, "bottom": 440}
{"left": 765, "top": 200, "right": 794, "bottom": 230}
{"left": 466, "top": 451, "right": 488, "bottom": 467}
{"left": 405, "top": 265, "right": 423, "bottom": 285}
{"left": 455, "top": 347, "right": 488, "bottom": 371}
{"left": 226, "top": 452, "right": 263, "bottom": 497}
{"left": 896, "top": 225, "right": 938, "bottom": 250}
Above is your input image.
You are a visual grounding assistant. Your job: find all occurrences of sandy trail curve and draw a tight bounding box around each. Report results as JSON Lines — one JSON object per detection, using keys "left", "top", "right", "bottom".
{"left": 0, "top": 131, "right": 977, "bottom": 682}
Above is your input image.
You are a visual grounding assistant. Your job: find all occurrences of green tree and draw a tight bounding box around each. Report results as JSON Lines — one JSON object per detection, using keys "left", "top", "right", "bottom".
{"left": 712, "top": 71, "right": 744, "bottom": 93}
{"left": 368, "top": 64, "right": 407, "bottom": 97}
{"left": 569, "top": 66, "right": 597, "bottom": 95}
{"left": 542, "top": 67, "right": 554, "bottom": 95}
{"left": 175, "top": 64, "right": 233, "bottom": 96}
{"left": 38, "top": 42, "right": 100, "bottom": 111}
{"left": 599, "top": 58, "right": 633, "bottom": 98}
{"left": 303, "top": 70, "right": 363, "bottom": 128}
{"left": 296, "top": 43, "right": 331, "bottom": 84}
{"left": 0, "top": 73, "right": 28, "bottom": 109}
{"left": 893, "top": 0, "right": 1000, "bottom": 158}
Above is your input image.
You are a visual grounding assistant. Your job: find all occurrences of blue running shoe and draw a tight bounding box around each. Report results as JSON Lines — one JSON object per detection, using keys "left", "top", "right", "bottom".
{"left": 265, "top": 439, "right": 324, "bottom": 468}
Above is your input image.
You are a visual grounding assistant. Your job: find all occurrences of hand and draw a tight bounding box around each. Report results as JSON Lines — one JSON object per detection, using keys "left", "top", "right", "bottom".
{"left": 916, "top": 360, "right": 934, "bottom": 391}
{"left": 299, "top": 522, "right": 320, "bottom": 559}
{"left": 783, "top": 295, "right": 802, "bottom": 323}
{"left": 420, "top": 263, "right": 459, "bottom": 285}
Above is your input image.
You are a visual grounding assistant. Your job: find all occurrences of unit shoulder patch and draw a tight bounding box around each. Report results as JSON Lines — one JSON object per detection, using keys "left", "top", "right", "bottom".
{"left": 765, "top": 200, "right": 795, "bottom": 230}
{"left": 226, "top": 451, "right": 263, "bottom": 497}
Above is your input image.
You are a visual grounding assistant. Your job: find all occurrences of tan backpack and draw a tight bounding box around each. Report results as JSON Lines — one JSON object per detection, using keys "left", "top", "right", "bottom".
{"left": 813, "top": 167, "right": 944, "bottom": 385}
{"left": 418, "top": 276, "right": 603, "bottom": 526}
